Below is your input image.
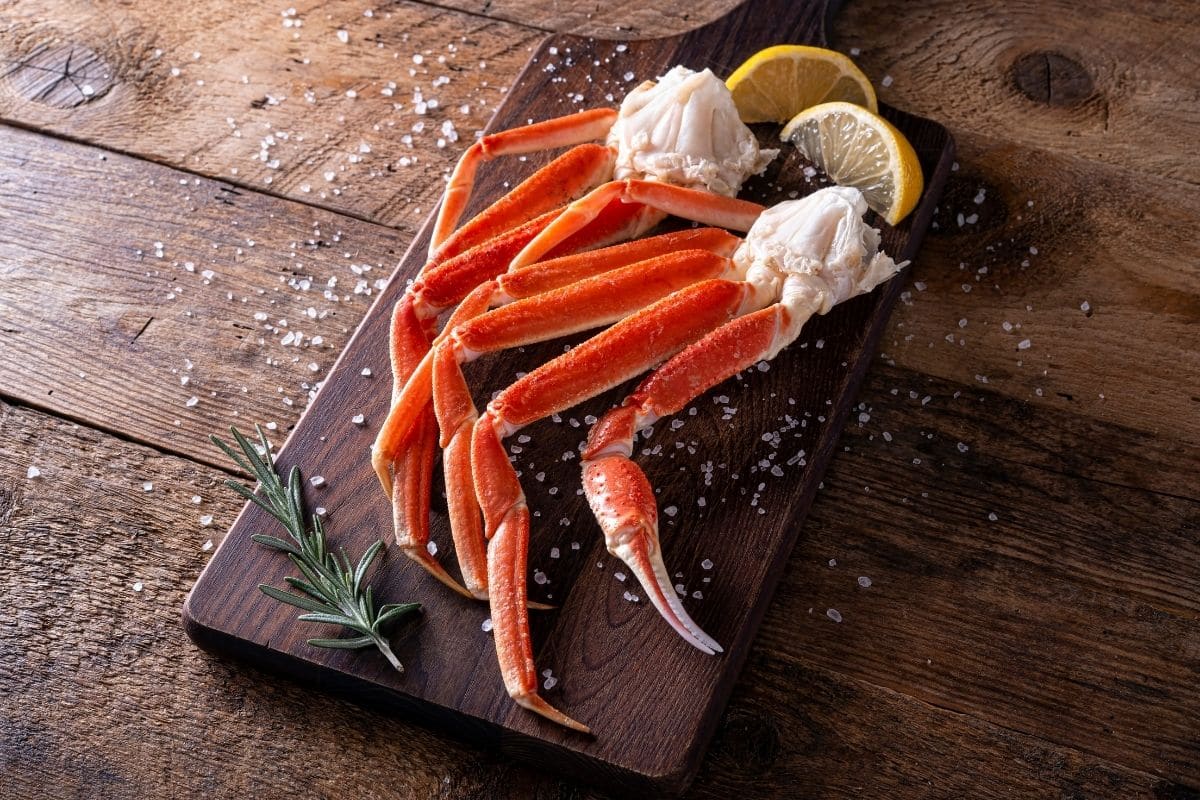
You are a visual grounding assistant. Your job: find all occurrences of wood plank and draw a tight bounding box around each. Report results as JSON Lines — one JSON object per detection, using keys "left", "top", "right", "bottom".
{"left": 0, "top": 123, "right": 412, "bottom": 469}
{"left": 882, "top": 130, "right": 1200, "bottom": 445}
{"left": 756, "top": 363, "right": 1200, "bottom": 782}
{"left": 182, "top": 2, "right": 954, "bottom": 791}
{"left": 0, "top": 0, "right": 542, "bottom": 230}
{"left": 832, "top": 0, "right": 1200, "bottom": 184}
{"left": 0, "top": 399, "right": 1180, "bottom": 800}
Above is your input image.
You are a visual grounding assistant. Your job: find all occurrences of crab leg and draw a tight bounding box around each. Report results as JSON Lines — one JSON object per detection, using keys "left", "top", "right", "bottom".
{"left": 471, "top": 278, "right": 752, "bottom": 730}
{"left": 432, "top": 143, "right": 616, "bottom": 264}
{"left": 581, "top": 303, "right": 796, "bottom": 648}
{"left": 511, "top": 180, "right": 764, "bottom": 269}
{"left": 431, "top": 109, "right": 618, "bottom": 257}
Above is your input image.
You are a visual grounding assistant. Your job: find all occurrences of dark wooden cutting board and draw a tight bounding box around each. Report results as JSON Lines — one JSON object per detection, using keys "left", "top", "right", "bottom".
{"left": 183, "top": 0, "right": 954, "bottom": 794}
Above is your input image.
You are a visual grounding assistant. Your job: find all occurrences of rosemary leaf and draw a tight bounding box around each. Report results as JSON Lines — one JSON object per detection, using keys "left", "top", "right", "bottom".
{"left": 214, "top": 425, "right": 420, "bottom": 672}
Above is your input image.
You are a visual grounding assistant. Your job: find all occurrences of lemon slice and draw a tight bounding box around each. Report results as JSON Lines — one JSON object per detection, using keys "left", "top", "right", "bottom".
{"left": 726, "top": 45, "right": 877, "bottom": 123}
{"left": 781, "top": 101, "right": 923, "bottom": 225}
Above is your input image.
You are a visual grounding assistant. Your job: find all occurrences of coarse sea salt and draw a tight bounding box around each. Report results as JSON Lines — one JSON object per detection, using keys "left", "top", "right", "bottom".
{"left": 826, "top": 608, "right": 843, "bottom": 623}
{"left": 26, "top": 466, "right": 41, "bottom": 479}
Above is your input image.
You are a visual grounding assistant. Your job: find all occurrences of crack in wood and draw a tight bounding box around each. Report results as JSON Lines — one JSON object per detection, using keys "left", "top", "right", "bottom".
{"left": 2, "top": 40, "right": 116, "bottom": 108}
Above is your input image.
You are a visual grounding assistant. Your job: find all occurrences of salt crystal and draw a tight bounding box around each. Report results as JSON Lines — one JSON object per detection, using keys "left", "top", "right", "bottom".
{"left": 199, "top": 515, "right": 214, "bottom": 526}
{"left": 826, "top": 608, "right": 842, "bottom": 623}
{"left": 957, "top": 442, "right": 969, "bottom": 453}
{"left": 352, "top": 414, "right": 365, "bottom": 425}
{"left": 1080, "top": 300, "right": 1091, "bottom": 313}
{"left": 481, "top": 617, "right": 493, "bottom": 632}
{"left": 828, "top": 558, "right": 837, "bottom": 567}
{"left": 26, "top": 466, "right": 41, "bottom": 479}
{"left": 315, "top": 507, "right": 327, "bottom": 518}
{"left": 132, "top": 581, "right": 144, "bottom": 592}
{"left": 1017, "top": 339, "right": 1031, "bottom": 350}
{"left": 309, "top": 475, "right": 326, "bottom": 487}
{"left": 361, "top": 367, "right": 373, "bottom": 377}
{"left": 543, "top": 675, "right": 558, "bottom": 690}
{"left": 426, "top": 540, "right": 438, "bottom": 556}
{"left": 858, "top": 576, "right": 872, "bottom": 588}
{"left": 185, "top": 396, "right": 199, "bottom": 407}
{"left": 988, "top": 512, "right": 999, "bottom": 522}
{"left": 336, "top": 29, "right": 349, "bottom": 43}
{"left": 881, "top": 74, "right": 893, "bottom": 87}
{"left": 623, "top": 71, "right": 635, "bottom": 81}
{"left": 692, "top": 590, "right": 703, "bottom": 600}
{"left": 614, "top": 571, "right": 627, "bottom": 582}
{"left": 701, "top": 558, "right": 713, "bottom": 570}
{"left": 202, "top": 540, "right": 213, "bottom": 552}
{"left": 142, "top": 481, "right": 154, "bottom": 492}
{"left": 533, "top": 570, "right": 548, "bottom": 585}
{"left": 191, "top": 495, "right": 202, "bottom": 504}
{"left": 663, "top": 505, "right": 678, "bottom": 517}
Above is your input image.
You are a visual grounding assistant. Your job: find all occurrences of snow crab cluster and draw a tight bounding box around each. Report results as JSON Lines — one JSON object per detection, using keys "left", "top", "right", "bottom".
{"left": 371, "top": 65, "right": 905, "bottom": 732}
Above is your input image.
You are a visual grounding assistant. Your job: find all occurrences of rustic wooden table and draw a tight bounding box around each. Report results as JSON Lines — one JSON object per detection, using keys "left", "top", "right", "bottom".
{"left": 1, "top": 1, "right": 1196, "bottom": 798}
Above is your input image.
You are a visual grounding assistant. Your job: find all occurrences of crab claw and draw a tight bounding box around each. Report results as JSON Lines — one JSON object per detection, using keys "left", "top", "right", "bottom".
{"left": 582, "top": 430, "right": 722, "bottom": 655}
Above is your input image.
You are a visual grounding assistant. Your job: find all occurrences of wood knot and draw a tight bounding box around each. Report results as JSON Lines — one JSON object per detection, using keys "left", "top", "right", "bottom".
{"left": 1012, "top": 51, "right": 1094, "bottom": 107}
{"left": 3, "top": 41, "right": 115, "bottom": 108}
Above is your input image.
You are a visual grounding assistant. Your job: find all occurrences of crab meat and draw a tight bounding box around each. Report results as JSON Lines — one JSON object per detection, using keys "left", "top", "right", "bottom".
{"left": 608, "top": 66, "right": 777, "bottom": 197}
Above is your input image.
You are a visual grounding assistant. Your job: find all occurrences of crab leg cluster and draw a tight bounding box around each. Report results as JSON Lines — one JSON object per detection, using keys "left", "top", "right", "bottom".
{"left": 371, "top": 65, "right": 887, "bottom": 731}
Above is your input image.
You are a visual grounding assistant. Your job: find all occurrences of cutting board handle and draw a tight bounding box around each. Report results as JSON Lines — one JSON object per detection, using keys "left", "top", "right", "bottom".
{"left": 673, "top": 0, "right": 843, "bottom": 72}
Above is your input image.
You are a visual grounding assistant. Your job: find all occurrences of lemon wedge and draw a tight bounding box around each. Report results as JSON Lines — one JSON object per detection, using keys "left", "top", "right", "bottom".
{"left": 781, "top": 101, "right": 923, "bottom": 225}
{"left": 726, "top": 45, "right": 877, "bottom": 123}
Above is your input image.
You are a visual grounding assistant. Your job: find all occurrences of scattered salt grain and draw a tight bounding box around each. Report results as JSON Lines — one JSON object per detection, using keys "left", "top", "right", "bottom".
{"left": 185, "top": 396, "right": 199, "bottom": 407}
{"left": 543, "top": 675, "right": 558, "bottom": 690}
{"left": 701, "top": 558, "right": 713, "bottom": 570}
{"left": 1017, "top": 338, "right": 1031, "bottom": 350}
{"left": 426, "top": 540, "right": 438, "bottom": 556}
{"left": 200, "top": 515, "right": 214, "bottom": 527}
{"left": 858, "top": 576, "right": 872, "bottom": 588}
{"left": 614, "top": 571, "right": 626, "bottom": 582}
{"left": 192, "top": 495, "right": 202, "bottom": 504}
{"left": 828, "top": 558, "right": 837, "bottom": 567}
{"left": 142, "top": 481, "right": 154, "bottom": 492}
{"left": 481, "top": 617, "right": 493, "bottom": 632}
{"left": 309, "top": 475, "right": 326, "bottom": 487}
{"left": 881, "top": 75, "right": 894, "bottom": 88}
{"left": 550, "top": 547, "right": 560, "bottom": 559}
{"left": 826, "top": 608, "right": 842, "bottom": 623}
{"left": 202, "top": 540, "right": 213, "bottom": 552}
{"left": 26, "top": 466, "right": 41, "bottom": 479}
{"left": 988, "top": 512, "right": 999, "bottom": 522}
{"left": 361, "top": 367, "right": 373, "bottom": 377}
{"left": 352, "top": 413, "right": 365, "bottom": 425}
{"left": 132, "top": 581, "right": 144, "bottom": 592}
{"left": 1080, "top": 300, "right": 1091, "bottom": 313}
{"left": 533, "top": 570, "right": 548, "bottom": 585}
{"left": 336, "top": 29, "right": 349, "bottom": 43}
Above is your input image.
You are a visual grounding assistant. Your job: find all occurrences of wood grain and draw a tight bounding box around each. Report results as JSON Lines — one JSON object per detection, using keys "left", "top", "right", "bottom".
{"left": 832, "top": 0, "right": 1200, "bottom": 184}
{"left": 0, "top": 0, "right": 543, "bottom": 231}
{"left": 0, "top": 122, "right": 411, "bottom": 469}
{"left": 880, "top": 131, "right": 1200, "bottom": 446}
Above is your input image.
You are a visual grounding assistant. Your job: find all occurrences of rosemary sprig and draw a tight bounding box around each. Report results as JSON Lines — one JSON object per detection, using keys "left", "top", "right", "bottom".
{"left": 212, "top": 425, "right": 419, "bottom": 672}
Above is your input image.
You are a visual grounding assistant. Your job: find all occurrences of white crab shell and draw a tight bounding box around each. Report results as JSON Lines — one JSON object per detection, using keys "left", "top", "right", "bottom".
{"left": 735, "top": 186, "right": 905, "bottom": 316}
{"left": 607, "top": 66, "right": 777, "bottom": 197}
